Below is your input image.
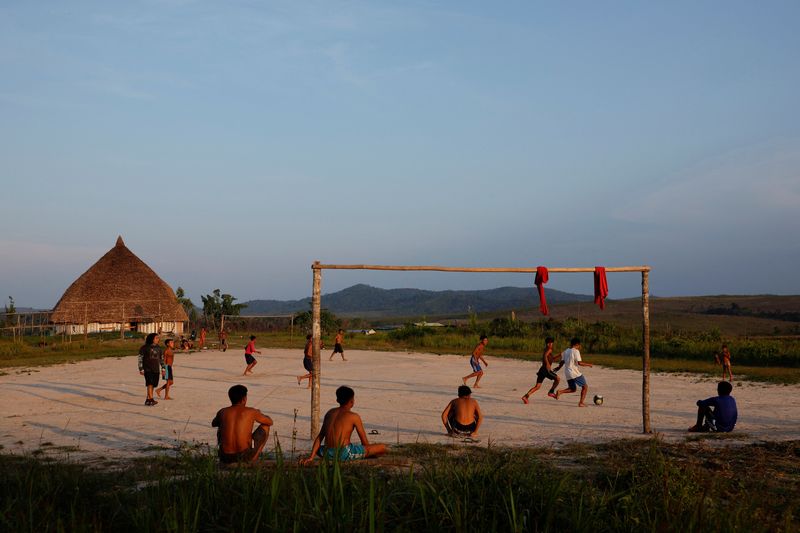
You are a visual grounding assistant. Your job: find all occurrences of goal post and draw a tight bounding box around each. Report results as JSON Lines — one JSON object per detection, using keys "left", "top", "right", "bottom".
{"left": 308, "top": 261, "right": 652, "bottom": 439}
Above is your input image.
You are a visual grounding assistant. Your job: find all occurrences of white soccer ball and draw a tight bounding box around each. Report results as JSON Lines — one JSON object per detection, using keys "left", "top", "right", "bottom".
{"left": 593, "top": 395, "right": 604, "bottom": 405}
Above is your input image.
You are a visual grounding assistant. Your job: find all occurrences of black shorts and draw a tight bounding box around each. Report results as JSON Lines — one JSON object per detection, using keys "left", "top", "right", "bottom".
{"left": 303, "top": 357, "right": 313, "bottom": 372}
{"left": 164, "top": 365, "right": 174, "bottom": 381}
{"left": 245, "top": 353, "right": 256, "bottom": 365}
{"left": 144, "top": 371, "right": 160, "bottom": 388}
{"left": 446, "top": 414, "right": 477, "bottom": 435}
{"left": 333, "top": 343, "right": 344, "bottom": 353}
{"left": 536, "top": 366, "right": 558, "bottom": 383}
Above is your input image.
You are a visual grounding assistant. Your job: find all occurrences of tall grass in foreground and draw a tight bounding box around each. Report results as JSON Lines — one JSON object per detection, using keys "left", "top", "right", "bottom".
{"left": 1, "top": 440, "right": 797, "bottom": 532}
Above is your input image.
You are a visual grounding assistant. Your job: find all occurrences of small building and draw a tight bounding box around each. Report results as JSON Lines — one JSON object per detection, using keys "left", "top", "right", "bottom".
{"left": 50, "top": 236, "right": 188, "bottom": 335}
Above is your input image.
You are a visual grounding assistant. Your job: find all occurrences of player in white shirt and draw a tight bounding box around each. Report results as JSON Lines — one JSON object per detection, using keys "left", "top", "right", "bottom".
{"left": 554, "top": 338, "right": 593, "bottom": 406}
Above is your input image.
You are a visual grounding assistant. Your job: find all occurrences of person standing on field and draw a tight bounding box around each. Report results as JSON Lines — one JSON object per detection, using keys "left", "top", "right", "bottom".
{"left": 138, "top": 333, "right": 164, "bottom": 406}
{"left": 329, "top": 329, "right": 347, "bottom": 361}
{"left": 156, "top": 338, "right": 176, "bottom": 400}
{"left": 462, "top": 335, "right": 489, "bottom": 388}
{"left": 715, "top": 344, "right": 733, "bottom": 382}
{"left": 554, "top": 338, "right": 593, "bottom": 406}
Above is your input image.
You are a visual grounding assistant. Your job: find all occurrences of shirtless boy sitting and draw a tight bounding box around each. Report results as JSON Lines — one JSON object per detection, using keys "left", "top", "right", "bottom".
{"left": 212, "top": 384, "right": 273, "bottom": 464}
{"left": 442, "top": 385, "right": 483, "bottom": 438}
{"left": 300, "top": 386, "right": 388, "bottom": 465}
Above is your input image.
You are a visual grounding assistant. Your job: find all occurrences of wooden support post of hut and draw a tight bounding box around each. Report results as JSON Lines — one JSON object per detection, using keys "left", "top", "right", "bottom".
{"left": 308, "top": 262, "right": 653, "bottom": 439}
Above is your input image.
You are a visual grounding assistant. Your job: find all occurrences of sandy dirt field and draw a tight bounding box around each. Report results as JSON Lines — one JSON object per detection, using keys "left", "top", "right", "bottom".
{"left": 1, "top": 348, "right": 798, "bottom": 462}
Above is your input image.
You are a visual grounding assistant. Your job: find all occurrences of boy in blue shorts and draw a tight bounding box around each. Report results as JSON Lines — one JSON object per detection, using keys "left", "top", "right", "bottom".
{"left": 554, "top": 338, "right": 593, "bottom": 406}
{"left": 300, "top": 386, "right": 388, "bottom": 465}
{"left": 462, "top": 335, "right": 489, "bottom": 388}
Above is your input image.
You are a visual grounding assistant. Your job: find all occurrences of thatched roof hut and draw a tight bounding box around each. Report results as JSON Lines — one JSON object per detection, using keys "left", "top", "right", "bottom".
{"left": 51, "top": 236, "right": 188, "bottom": 333}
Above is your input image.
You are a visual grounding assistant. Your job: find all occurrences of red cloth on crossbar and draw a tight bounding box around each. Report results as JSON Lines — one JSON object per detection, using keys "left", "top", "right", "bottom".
{"left": 534, "top": 266, "right": 549, "bottom": 315}
{"left": 594, "top": 266, "right": 608, "bottom": 310}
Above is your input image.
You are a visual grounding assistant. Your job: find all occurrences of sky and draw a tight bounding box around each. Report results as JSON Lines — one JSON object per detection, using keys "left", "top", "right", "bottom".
{"left": 1, "top": 1, "right": 799, "bottom": 309}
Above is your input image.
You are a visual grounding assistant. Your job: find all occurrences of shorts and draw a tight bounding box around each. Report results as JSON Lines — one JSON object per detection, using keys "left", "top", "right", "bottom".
{"left": 333, "top": 343, "right": 344, "bottom": 354}
{"left": 303, "top": 357, "right": 313, "bottom": 372}
{"left": 446, "top": 414, "right": 478, "bottom": 436}
{"left": 536, "top": 366, "right": 558, "bottom": 383}
{"left": 245, "top": 353, "right": 256, "bottom": 365}
{"left": 470, "top": 359, "right": 482, "bottom": 373}
{"left": 144, "top": 371, "right": 160, "bottom": 388}
{"left": 164, "top": 365, "right": 173, "bottom": 381}
{"left": 218, "top": 427, "right": 268, "bottom": 464}
{"left": 317, "top": 443, "right": 366, "bottom": 462}
{"left": 567, "top": 375, "right": 587, "bottom": 390}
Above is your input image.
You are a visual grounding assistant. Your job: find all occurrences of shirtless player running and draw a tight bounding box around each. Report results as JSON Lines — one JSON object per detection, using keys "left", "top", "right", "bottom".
{"left": 300, "top": 386, "right": 388, "bottom": 464}
{"left": 521, "top": 337, "right": 563, "bottom": 403}
{"left": 212, "top": 384, "right": 273, "bottom": 464}
{"left": 462, "top": 335, "right": 489, "bottom": 388}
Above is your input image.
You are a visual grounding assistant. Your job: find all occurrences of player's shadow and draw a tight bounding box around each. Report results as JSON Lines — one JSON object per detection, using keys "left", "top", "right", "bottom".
{"left": 10, "top": 382, "right": 136, "bottom": 403}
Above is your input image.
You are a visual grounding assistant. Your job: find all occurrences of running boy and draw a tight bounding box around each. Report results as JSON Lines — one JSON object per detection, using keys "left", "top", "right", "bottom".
{"left": 329, "top": 329, "right": 347, "bottom": 361}
{"left": 462, "top": 335, "right": 489, "bottom": 388}
{"left": 522, "top": 337, "right": 563, "bottom": 404}
{"left": 297, "top": 334, "right": 314, "bottom": 388}
{"left": 156, "top": 338, "right": 176, "bottom": 400}
{"left": 554, "top": 338, "right": 593, "bottom": 406}
{"left": 243, "top": 335, "right": 261, "bottom": 376}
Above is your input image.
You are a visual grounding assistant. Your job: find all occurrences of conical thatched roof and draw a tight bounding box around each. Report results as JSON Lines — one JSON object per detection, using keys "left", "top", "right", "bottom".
{"left": 50, "top": 236, "right": 189, "bottom": 324}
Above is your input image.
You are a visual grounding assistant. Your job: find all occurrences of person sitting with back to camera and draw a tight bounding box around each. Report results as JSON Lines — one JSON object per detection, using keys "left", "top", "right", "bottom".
{"left": 688, "top": 380, "right": 738, "bottom": 433}
{"left": 442, "top": 385, "right": 483, "bottom": 438}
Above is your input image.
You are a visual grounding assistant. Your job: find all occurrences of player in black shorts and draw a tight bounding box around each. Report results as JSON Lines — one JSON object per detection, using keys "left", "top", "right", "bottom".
{"left": 522, "top": 337, "right": 563, "bottom": 404}
{"left": 297, "top": 334, "right": 314, "bottom": 388}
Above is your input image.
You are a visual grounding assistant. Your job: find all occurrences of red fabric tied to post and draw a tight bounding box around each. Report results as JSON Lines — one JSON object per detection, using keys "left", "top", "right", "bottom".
{"left": 534, "top": 266, "right": 549, "bottom": 315}
{"left": 594, "top": 266, "right": 608, "bottom": 310}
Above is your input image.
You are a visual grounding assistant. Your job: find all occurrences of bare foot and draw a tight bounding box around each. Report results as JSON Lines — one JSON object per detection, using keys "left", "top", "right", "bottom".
{"left": 342, "top": 358, "right": 347, "bottom": 361}
{"left": 578, "top": 403, "right": 587, "bottom": 407}
{"left": 462, "top": 378, "right": 467, "bottom": 385}
{"left": 474, "top": 384, "right": 481, "bottom": 388}
{"left": 521, "top": 396, "right": 528, "bottom": 404}
{"left": 156, "top": 388, "right": 162, "bottom": 398}
{"left": 165, "top": 396, "right": 172, "bottom": 400}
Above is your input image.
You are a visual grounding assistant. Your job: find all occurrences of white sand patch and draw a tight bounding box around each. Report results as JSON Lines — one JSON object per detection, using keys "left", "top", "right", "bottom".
{"left": 1, "top": 348, "right": 798, "bottom": 461}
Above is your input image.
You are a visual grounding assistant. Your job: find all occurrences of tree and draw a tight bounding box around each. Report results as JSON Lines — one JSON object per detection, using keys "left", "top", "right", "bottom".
{"left": 293, "top": 306, "right": 341, "bottom": 335}
{"left": 201, "top": 289, "right": 246, "bottom": 329}
{"left": 175, "top": 287, "right": 198, "bottom": 322}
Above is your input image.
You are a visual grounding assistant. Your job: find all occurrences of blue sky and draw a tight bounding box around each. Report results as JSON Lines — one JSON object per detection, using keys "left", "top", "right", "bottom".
{"left": 2, "top": 1, "right": 799, "bottom": 308}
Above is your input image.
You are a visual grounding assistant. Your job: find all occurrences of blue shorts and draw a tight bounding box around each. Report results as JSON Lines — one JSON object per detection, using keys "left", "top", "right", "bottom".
{"left": 317, "top": 443, "right": 366, "bottom": 461}
{"left": 470, "top": 359, "right": 482, "bottom": 373}
{"left": 567, "top": 375, "right": 587, "bottom": 389}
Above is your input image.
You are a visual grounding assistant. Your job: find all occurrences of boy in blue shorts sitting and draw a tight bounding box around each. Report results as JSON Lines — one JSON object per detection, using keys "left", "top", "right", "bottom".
{"left": 300, "top": 386, "right": 388, "bottom": 464}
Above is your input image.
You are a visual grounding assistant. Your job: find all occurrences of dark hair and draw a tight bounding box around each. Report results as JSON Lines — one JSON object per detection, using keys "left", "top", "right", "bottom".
{"left": 306, "top": 334, "right": 312, "bottom": 339}
{"left": 228, "top": 384, "right": 248, "bottom": 404}
{"left": 164, "top": 338, "right": 174, "bottom": 346}
{"left": 722, "top": 344, "right": 728, "bottom": 349}
{"left": 458, "top": 385, "right": 472, "bottom": 397}
{"left": 145, "top": 333, "right": 158, "bottom": 345}
{"left": 479, "top": 335, "right": 488, "bottom": 341}
{"left": 545, "top": 337, "right": 554, "bottom": 344}
{"left": 717, "top": 381, "right": 733, "bottom": 396}
{"left": 250, "top": 335, "right": 256, "bottom": 341}
{"left": 570, "top": 337, "right": 581, "bottom": 347}
{"left": 336, "top": 386, "right": 355, "bottom": 405}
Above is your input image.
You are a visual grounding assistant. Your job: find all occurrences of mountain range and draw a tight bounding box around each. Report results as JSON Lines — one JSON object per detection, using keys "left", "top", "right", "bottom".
{"left": 242, "top": 284, "right": 593, "bottom": 318}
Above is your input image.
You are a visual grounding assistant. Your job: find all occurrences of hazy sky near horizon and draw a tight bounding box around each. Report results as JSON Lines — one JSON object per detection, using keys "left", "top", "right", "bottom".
{"left": 2, "top": 1, "right": 799, "bottom": 309}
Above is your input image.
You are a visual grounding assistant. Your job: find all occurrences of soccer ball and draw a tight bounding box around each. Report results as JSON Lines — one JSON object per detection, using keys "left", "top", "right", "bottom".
{"left": 593, "top": 395, "right": 604, "bottom": 405}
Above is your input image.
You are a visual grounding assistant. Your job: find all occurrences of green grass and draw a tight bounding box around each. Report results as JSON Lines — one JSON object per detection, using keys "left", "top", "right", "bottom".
{"left": 1, "top": 439, "right": 797, "bottom": 532}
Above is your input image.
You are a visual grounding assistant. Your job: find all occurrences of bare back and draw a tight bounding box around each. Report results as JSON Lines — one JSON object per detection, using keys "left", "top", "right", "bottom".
{"left": 449, "top": 397, "right": 481, "bottom": 425}
{"left": 213, "top": 405, "right": 271, "bottom": 454}
{"left": 321, "top": 407, "right": 365, "bottom": 448}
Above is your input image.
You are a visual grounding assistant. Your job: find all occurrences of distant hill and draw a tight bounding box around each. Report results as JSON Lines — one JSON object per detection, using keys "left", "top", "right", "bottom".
{"left": 242, "top": 284, "right": 592, "bottom": 318}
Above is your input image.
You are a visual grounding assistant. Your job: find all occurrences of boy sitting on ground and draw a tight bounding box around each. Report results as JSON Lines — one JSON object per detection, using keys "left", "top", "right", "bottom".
{"left": 300, "top": 386, "right": 388, "bottom": 464}
{"left": 212, "top": 384, "right": 273, "bottom": 464}
{"left": 688, "top": 380, "right": 738, "bottom": 433}
{"left": 442, "top": 385, "right": 483, "bottom": 438}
